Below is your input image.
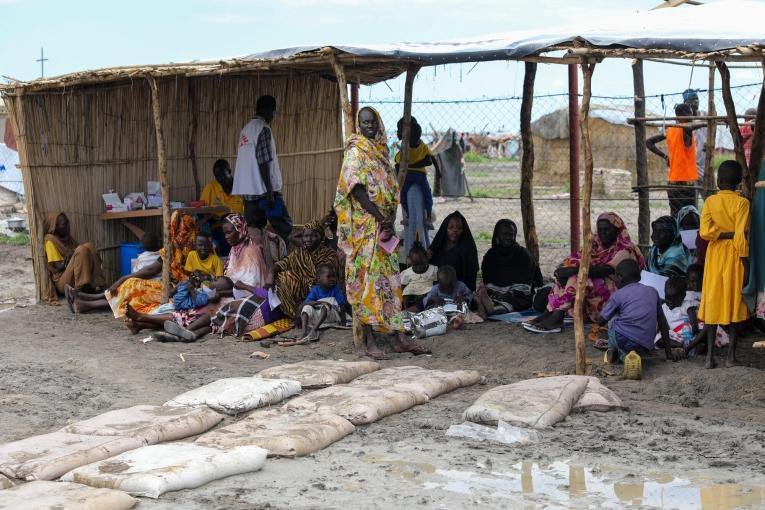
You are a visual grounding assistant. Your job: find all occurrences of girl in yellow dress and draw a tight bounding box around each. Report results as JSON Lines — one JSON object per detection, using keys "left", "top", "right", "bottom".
{"left": 698, "top": 160, "right": 750, "bottom": 368}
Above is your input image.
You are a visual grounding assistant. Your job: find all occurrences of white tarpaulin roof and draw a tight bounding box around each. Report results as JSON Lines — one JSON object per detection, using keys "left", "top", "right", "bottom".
{"left": 0, "top": 144, "right": 23, "bottom": 196}
{"left": 249, "top": 0, "right": 765, "bottom": 64}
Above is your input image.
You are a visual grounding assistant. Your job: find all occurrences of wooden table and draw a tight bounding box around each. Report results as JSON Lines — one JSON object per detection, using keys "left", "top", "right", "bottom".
{"left": 101, "top": 206, "right": 230, "bottom": 240}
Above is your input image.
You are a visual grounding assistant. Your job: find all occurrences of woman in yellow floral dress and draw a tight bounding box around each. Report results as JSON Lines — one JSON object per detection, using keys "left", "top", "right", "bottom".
{"left": 334, "top": 107, "right": 430, "bottom": 359}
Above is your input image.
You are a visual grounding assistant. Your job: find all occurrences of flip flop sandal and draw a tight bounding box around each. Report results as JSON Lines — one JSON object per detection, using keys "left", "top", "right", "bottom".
{"left": 64, "top": 285, "right": 75, "bottom": 314}
{"left": 163, "top": 320, "right": 196, "bottom": 342}
{"left": 593, "top": 338, "right": 609, "bottom": 350}
{"left": 366, "top": 351, "right": 391, "bottom": 361}
{"left": 523, "top": 322, "right": 562, "bottom": 334}
{"left": 151, "top": 331, "right": 183, "bottom": 343}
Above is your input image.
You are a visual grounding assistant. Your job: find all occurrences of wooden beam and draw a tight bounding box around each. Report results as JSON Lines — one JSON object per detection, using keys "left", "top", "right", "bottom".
{"left": 573, "top": 61, "right": 596, "bottom": 377}
{"left": 746, "top": 58, "right": 765, "bottom": 184}
{"left": 520, "top": 61, "right": 539, "bottom": 261}
{"left": 328, "top": 52, "right": 355, "bottom": 140}
{"left": 147, "top": 74, "right": 172, "bottom": 302}
{"left": 568, "top": 64, "right": 580, "bottom": 255}
{"left": 350, "top": 81, "right": 360, "bottom": 125}
{"left": 397, "top": 64, "right": 421, "bottom": 188}
{"left": 187, "top": 78, "right": 201, "bottom": 199}
{"left": 632, "top": 59, "right": 650, "bottom": 253}
{"left": 703, "top": 63, "right": 718, "bottom": 197}
{"left": 716, "top": 61, "right": 752, "bottom": 198}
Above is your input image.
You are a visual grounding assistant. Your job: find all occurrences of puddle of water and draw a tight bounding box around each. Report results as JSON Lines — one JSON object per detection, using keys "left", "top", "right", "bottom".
{"left": 363, "top": 455, "right": 765, "bottom": 509}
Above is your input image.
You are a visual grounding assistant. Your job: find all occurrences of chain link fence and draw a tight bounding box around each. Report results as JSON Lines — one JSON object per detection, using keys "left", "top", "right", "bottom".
{"left": 362, "top": 81, "right": 761, "bottom": 275}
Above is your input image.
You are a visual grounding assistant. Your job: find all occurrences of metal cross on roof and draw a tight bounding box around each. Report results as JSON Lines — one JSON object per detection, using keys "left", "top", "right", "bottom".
{"left": 36, "top": 48, "right": 48, "bottom": 78}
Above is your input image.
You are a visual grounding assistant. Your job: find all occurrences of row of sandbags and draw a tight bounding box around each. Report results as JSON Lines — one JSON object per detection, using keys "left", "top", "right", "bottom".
{"left": 0, "top": 360, "right": 483, "bottom": 508}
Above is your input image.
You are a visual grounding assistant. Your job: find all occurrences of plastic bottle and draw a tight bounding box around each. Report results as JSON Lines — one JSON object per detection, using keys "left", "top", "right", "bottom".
{"left": 623, "top": 350, "right": 642, "bottom": 380}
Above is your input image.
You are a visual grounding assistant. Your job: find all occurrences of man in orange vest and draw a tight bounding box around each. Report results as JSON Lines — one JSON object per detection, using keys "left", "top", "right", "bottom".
{"left": 647, "top": 103, "right": 707, "bottom": 217}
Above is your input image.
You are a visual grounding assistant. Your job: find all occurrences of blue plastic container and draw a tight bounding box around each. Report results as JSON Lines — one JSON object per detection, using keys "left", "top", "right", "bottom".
{"left": 119, "top": 242, "right": 144, "bottom": 277}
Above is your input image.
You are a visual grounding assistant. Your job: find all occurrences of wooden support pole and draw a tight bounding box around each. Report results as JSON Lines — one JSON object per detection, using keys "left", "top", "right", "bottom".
{"left": 147, "top": 75, "right": 172, "bottom": 302}
{"left": 568, "top": 64, "right": 581, "bottom": 254}
{"left": 398, "top": 64, "right": 421, "bottom": 188}
{"left": 351, "top": 81, "right": 360, "bottom": 125}
{"left": 520, "top": 61, "right": 540, "bottom": 261}
{"left": 745, "top": 59, "right": 765, "bottom": 183}
{"left": 703, "top": 63, "right": 718, "bottom": 197}
{"left": 573, "top": 61, "right": 596, "bottom": 376}
{"left": 632, "top": 59, "right": 650, "bottom": 253}
{"left": 716, "top": 61, "right": 752, "bottom": 198}
{"left": 328, "top": 53, "right": 354, "bottom": 140}
{"left": 187, "top": 78, "right": 201, "bottom": 199}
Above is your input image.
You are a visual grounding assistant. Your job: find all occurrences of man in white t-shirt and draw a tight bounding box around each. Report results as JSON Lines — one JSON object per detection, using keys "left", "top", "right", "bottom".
{"left": 232, "top": 94, "right": 292, "bottom": 242}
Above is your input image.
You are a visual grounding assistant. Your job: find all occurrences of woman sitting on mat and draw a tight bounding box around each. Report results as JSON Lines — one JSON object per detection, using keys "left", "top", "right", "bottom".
{"left": 647, "top": 215, "right": 691, "bottom": 278}
{"left": 43, "top": 212, "right": 106, "bottom": 304}
{"left": 525, "top": 212, "right": 644, "bottom": 334}
{"left": 270, "top": 219, "right": 339, "bottom": 319}
{"left": 67, "top": 211, "right": 197, "bottom": 320}
{"left": 475, "top": 219, "right": 542, "bottom": 318}
{"left": 428, "top": 210, "right": 479, "bottom": 292}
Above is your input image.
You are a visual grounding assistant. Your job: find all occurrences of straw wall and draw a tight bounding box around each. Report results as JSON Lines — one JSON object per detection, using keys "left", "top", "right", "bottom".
{"left": 4, "top": 72, "right": 342, "bottom": 301}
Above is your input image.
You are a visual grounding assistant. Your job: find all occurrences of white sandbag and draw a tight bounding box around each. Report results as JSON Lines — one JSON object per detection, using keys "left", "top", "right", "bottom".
{"left": 0, "top": 432, "right": 145, "bottom": 481}
{"left": 463, "top": 375, "right": 590, "bottom": 429}
{"left": 61, "top": 443, "right": 267, "bottom": 499}
{"left": 0, "top": 481, "right": 136, "bottom": 510}
{"left": 445, "top": 420, "right": 539, "bottom": 445}
{"left": 284, "top": 384, "right": 427, "bottom": 425}
{"left": 257, "top": 360, "right": 381, "bottom": 388}
{"left": 572, "top": 377, "right": 625, "bottom": 413}
{"left": 196, "top": 408, "right": 355, "bottom": 457}
{"left": 61, "top": 405, "right": 224, "bottom": 444}
{"left": 0, "top": 474, "right": 13, "bottom": 490}
{"left": 351, "top": 366, "right": 481, "bottom": 399}
{"left": 164, "top": 377, "right": 301, "bottom": 415}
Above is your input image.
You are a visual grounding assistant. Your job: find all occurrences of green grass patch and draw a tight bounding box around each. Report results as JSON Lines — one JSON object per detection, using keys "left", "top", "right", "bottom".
{"left": 475, "top": 231, "right": 493, "bottom": 243}
{"left": 0, "top": 233, "right": 30, "bottom": 246}
{"left": 713, "top": 154, "right": 735, "bottom": 170}
{"left": 464, "top": 152, "right": 490, "bottom": 163}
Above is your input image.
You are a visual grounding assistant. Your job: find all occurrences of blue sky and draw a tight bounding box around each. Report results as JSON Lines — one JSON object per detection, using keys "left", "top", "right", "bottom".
{"left": 1, "top": 0, "right": 761, "bottom": 101}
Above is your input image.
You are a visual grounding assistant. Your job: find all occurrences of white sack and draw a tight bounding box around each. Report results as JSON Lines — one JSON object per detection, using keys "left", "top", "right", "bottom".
{"left": 61, "top": 443, "right": 267, "bottom": 499}
{"left": 197, "top": 408, "right": 355, "bottom": 457}
{"left": 257, "top": 360, "right": 381, "bottom": 388}
{"left": 61, "top": 405, "right": 224, "bottom": 444}
{"left": 463, "top": 375, "right": 590, "bottom": 429}
{"left": 165, "top": 377, "right": 301, "bottom": 415}
{"left": 572, "top": 377, "right": 625, "bottom": 413}
{"left": 0, "top": 481, "right": 136, "bottom": 510}
{"left": 351, "top": 366, "right": 481, "bottom": 399}
{"left": 284, "top": 384, "right": 426, "bottom": 425}
{"left": 0, "top": 474, "right": 13, "bottom": 490}
{"left": 0, "top": 432, "right": 145, "bottom": 481}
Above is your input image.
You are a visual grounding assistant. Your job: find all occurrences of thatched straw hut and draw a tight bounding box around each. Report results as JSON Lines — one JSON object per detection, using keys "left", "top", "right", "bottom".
{"left": 531, "top": 104, "right": 665, "bottom": 186}
{"left": 1, "top": 52, "right": 409, "bottom": 301}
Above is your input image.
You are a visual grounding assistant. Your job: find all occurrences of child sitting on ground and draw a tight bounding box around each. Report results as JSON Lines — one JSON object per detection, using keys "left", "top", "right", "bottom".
{"left": 684, "top": 263, "right": 703, "bottom": 306}
{"left": 289, "top": 264, "right": 349, "bottom": 344}
{"left": 184, "top": 232, "right": 224, "bottom": 282}
{"left": 424, "top": 265, "right": 473, "bottom": 309}
{"left": 401, "top": 242, "right": 438, "bottom": 312}
{"left": 599, "top": 259, "right": 683, "bottom": 365}
{"left": 654, "top": 276, "right": 699, "bottom": 352}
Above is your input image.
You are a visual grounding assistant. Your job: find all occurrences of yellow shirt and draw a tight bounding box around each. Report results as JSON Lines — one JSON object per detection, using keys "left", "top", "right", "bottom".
{"left": 184, "top": 250, "right": 224, "bottom": 277}
{"left": 200, "top": 180, "right": 244, "bottom": 216}
{"left": 395, "top": 141, "right": 432, "bottom": 174}
{"left": 44, "top": 240, "right": 63, "bottom": 263}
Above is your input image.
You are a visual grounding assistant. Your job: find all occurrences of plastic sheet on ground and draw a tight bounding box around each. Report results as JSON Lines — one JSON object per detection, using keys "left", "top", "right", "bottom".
{"left": 0, "top": 481, "right": 136, "bottom": 510}
{"left": 0, "top": 432, "right": 145, "bottom": 481}
{"left": 61, "top": 443, "right": 267, "bottom": 499}
{"left": 164, "top": 377, "right": 302, "bottom": 415}
{"left": 61, "top": 405, "right": 224, "bottom": 444}
{"left": 572, "top": 377, "right": 625, "bottom": 413}
{"left": 463, "top": 375, "right": 590, "bottom": 429}
{"left": 446, "top": 420, "right": 540, "bottom": 445}
{"left": 350, "top": 366, "right": 481, "bottom": 399}
{"left": 257, "top": 360, "right": 381, "bottom": 388}
{"left": 196, "top": 408, "right": 355, "bottom": 457}
{"left": 284, "top": 384, "right": 427, "bottom": 425}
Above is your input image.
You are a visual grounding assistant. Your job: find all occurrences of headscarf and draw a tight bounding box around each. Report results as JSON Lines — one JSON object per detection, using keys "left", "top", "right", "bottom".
{"left": 164, "top": 211, "right": 197, "bottom": 282}
{"left": 429, "top": 210, "right": 480, "bottom": 291}
{"left": 303, "top": 219, "right": 325, "bottom": 238}
{"left": 647, "top": 215, "right": 690, "bottom": 277}
{"left": 224, "top": 213, "right": 271, "bottom": 288}
{"left": 676, "top": 205, "right": 700, "bottom": 230}
{"left": 43, "top": 212, "right": 77, "bottom": 262}
{"left": 564, "top": 212, "right": 645, "bottom": 269}
{"left": 482, "top": 219, "right": 542, "bottom": 288}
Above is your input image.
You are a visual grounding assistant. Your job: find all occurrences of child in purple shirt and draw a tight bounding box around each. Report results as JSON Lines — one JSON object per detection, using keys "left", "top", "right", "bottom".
{"left": 599, "top": 259, "right": 682, "bottom": 364}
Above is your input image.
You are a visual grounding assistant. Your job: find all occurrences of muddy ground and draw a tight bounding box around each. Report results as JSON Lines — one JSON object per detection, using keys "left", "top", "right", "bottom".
{"left": 1, "top": 243, "right": 765, "bottom": 509}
